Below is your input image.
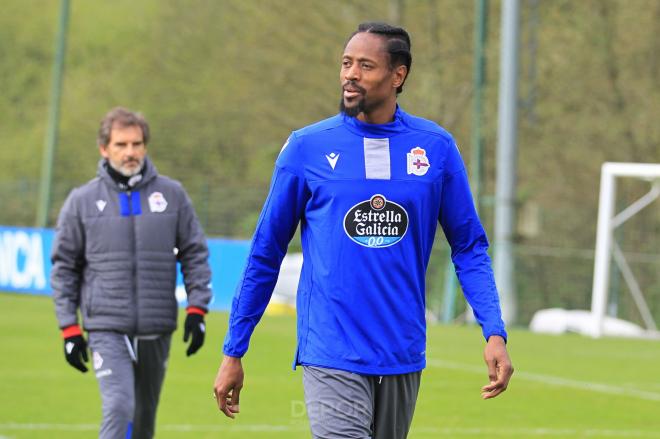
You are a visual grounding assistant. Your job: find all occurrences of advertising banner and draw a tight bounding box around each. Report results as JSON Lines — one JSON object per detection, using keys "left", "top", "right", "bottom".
{"left": 0, "top": 226, "right": 250, "bottom": 311}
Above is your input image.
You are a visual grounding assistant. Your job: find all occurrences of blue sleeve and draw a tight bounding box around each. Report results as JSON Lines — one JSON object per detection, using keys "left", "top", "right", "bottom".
{"left": 223, "top": 134, "right": 309, "bottom": 357}
{"left": 438, "top": 142, "right": 507, "bottom": 342}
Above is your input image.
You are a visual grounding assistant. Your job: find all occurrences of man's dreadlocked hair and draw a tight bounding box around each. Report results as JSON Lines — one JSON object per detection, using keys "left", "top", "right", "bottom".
{"left": 348, "top": 22, "right": 412, "bottom": 94}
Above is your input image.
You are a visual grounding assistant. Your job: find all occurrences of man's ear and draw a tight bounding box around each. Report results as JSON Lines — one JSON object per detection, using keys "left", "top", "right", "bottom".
{"left": 99, "top": 145, "right": 109, "bottom": 158}
{"left": 392, "top": 65, "right": 408, "bottom": 90}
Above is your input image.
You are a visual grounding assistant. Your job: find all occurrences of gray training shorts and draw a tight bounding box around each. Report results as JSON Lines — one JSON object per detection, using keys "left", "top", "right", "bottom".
{"left": 303, "top": 366, "right": 421, "bottom": 439}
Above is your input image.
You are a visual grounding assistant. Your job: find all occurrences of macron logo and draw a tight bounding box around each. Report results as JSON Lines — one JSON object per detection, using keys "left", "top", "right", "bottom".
{"left": 325, "top": 153, "right": 340, "bottom": 170}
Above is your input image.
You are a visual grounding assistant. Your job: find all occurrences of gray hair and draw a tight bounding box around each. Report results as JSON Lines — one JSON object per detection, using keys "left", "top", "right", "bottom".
{"left": 97, "top": 107, "right": 150, "bottom": 146}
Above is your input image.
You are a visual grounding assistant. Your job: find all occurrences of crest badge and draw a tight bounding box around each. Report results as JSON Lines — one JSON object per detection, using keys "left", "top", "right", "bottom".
{"left": 148, "top": 192, "right": 168, "bottom": 213}
{"left": 406, "top": 147, "right": 430, "bottom": 176}
{"left": 96, "top": 200, "right": 107, "bottom": 212}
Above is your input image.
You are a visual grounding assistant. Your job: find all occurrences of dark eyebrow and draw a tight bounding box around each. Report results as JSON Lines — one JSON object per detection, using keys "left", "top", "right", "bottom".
{"left": 342, "top": 54, "right": 378, "bottom": 64}
{"left": 113, "top": 140, "right": 144, "bottom": 146}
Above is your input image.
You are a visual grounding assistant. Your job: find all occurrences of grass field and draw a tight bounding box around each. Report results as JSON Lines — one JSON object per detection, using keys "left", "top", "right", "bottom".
{"left": 1, "top": 293, "right": 660, "bottom": 438}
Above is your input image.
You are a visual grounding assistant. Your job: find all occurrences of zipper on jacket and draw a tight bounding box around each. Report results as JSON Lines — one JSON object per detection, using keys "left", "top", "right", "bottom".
{"left": 128, "top": 190, "right": 139, "bottom": 335}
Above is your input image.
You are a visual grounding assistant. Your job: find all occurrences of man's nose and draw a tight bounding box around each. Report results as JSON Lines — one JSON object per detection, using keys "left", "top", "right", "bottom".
{"left": 344, "top": 64, "right": 360, "bottom": 82}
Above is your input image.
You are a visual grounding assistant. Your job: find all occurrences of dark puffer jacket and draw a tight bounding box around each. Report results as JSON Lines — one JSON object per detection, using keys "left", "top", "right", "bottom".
{"left": 51, "top": 158, "right": 212, "bottom": 335}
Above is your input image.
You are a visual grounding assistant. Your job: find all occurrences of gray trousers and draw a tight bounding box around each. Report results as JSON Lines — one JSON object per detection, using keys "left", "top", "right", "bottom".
{"left": 303, "top": 366, "right": 421, "bottom": 439}
{"left": 88, "top": 331, "right": 171, "bottom": 439}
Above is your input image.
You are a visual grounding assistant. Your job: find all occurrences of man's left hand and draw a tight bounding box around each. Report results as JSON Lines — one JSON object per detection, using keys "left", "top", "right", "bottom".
{"left": 481, "top": 335, "right": 513, "bottom": 399}
{"left": 184, "top": 312, "right": 205, "bottom": 356}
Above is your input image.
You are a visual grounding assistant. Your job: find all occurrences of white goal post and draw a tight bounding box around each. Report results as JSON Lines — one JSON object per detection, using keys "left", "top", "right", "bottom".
{"left": 591, "top": 162, "right": 660, "bottom": 338}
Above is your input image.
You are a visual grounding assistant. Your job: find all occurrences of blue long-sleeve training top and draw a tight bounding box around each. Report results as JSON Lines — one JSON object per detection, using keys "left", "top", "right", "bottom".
{"left": 223, "top": 106, "right": 507, "bottom": 375}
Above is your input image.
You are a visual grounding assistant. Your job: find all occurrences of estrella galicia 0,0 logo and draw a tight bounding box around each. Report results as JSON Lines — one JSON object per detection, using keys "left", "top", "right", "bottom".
{"left": 343, "top": 194, "right": 409, "bottom": 248}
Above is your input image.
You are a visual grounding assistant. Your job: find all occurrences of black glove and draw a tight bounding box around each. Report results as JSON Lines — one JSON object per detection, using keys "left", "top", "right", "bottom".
{"left": 64, "top": 335, "right": 89, "bottom": 373}
{"left": 184, "top": 313, "right": 205, "bottom": 356}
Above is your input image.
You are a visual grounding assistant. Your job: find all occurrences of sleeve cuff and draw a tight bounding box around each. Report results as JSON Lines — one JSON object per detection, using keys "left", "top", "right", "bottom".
{"left": 186, "top": 306, "right": 207, "bottom": 316}
{"left": 61, "top": 324, "right": 82, "bottom": 339}
{"left": 222, "top": 348, "right": 245, "bottom": 358}
{"left": 485, "top": 331, "right": 508, "bottom": 344}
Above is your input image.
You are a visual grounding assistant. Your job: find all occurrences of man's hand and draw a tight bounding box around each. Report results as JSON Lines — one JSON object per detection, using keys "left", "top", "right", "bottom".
{"left": 183, "top": 311, "right": 206, "bottom": 356}
{"left": 62, "top": 325, "right": 89, "bottom": 373}
{"left": 213, "top": 355, "right": 244, "bottom": 419}
{"left": 481, "top": 335, "right": 513, "bottom": 399}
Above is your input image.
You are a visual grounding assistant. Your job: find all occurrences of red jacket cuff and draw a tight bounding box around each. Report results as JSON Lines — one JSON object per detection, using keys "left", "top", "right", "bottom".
{"left": 186, "top": 306, "right": 206, "bottom": 316}
{"left": 61, "top": 324, "right": 82, "bottom": 339}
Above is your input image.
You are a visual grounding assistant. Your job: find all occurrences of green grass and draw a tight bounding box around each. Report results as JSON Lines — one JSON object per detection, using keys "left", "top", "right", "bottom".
{"left": 1, "top": 293, "right": 660, "bottom": 438}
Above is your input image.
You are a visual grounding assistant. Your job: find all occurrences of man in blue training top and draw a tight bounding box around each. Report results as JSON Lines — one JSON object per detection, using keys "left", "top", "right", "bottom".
{"left": 213, "top": 22, "right": 513, "bottom": 438}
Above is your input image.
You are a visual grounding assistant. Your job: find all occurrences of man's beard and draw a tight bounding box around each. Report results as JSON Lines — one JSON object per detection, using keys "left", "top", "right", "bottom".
{"left": 109, "top": 158, "right": 144, "bottom": 177}
{"left": 340, "top": 81, "right": 367, "bottom": 118}
{"left": 340, "top": 96, "right": 366, "bottom": 118}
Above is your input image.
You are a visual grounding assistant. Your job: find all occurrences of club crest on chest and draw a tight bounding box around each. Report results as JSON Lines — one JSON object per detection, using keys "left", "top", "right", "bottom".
{"left": 148, "top": 192, "right": 168, "bottom": 213}
{"left": 406, "top": 147, "right": 430, "bottom": 176}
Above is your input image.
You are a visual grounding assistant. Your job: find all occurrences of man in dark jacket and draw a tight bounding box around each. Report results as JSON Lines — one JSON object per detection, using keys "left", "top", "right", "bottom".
{"left": 51, "top": 107, "right": 212, "bottom": 439}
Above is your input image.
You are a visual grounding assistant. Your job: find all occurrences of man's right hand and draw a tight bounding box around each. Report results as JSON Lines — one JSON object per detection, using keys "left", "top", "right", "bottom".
{"left": 213, "top": 355, "right": 244, "bottom": 419}
{"left": 62, "top": 325, "right": 89, "bottom": 373}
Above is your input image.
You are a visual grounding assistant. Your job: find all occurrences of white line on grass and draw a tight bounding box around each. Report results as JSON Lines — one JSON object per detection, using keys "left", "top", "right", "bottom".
{"left": 412, "top": 427, "right": 660, "bottom": 437}
{"left": 0, "top": 424, "right": 97, "bottom": 431}
{"left": 1, "top": 423, "right": 659, "bottom": 437}
{"left": 427, "top": 359, "right": 660, "bottom": 402}
{"left": 0, "top": 423, "right": 307, "bottom": 433}
{"left": 160, "top": 423, "right": 309, "bottom": 432}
